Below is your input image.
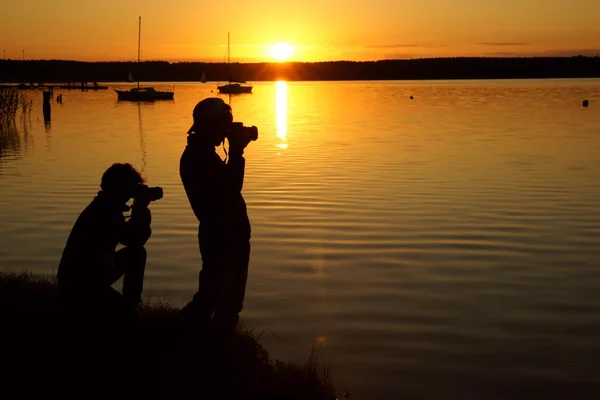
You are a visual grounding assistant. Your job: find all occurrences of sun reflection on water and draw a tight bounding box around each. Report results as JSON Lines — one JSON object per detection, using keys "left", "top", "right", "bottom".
{"left": 275, "top": 81, "right": 288, "bottom": 150}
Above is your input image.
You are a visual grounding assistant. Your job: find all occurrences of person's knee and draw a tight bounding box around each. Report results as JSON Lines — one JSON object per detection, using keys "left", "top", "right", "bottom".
{"left": 131, "top": 246, "right": 147, "bottom": 258}
{"left": 123, "top": 246, "right": 147, "bottom": 264}
{"left": 136, "top": 246, "right": 147, "bottom": 262}
{"left": 214, "top": 308, "right": 240, "bottom": 324}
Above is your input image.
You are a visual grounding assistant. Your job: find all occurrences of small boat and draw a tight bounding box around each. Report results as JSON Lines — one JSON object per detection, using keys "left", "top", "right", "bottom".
{"left": 217, "top": 82, "right": 253, "bottom": 94}
{"left": 115, "top": 87, "right": 174, "bottom": 101}
{"left": 217, "top": 33, "right": 252, "bottom": 94}
{"left": 116, "top": 17, "right": 174, "bottom": 102}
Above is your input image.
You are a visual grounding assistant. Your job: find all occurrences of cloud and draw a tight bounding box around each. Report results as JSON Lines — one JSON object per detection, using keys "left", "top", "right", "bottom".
{"left": 485, "top": 51, "right": 517, "bottom": 56}
{"left": 313, "top": 43, "right": 445, "bottom": 50}
{"left": 542, "top": 49, "right": 600, "bottom": 57}
{"left": 363, "top": 43, "right": 446, "bottom": 49}
{"left": 364, "top": 44, "right": 421, "bottom": 49}
{"left": 476, "top": 42, "right": 528, "bottom": 46}
{"left": 382, "top": 53, "right": 415, "bottom": 59}
{"left": 485, "top": 48, "right": 600, "bottom": 57}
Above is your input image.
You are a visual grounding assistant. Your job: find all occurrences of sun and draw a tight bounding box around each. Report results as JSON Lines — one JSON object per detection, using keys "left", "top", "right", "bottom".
{"left": 269, "top": 43, "right": 295, "bottom": 62}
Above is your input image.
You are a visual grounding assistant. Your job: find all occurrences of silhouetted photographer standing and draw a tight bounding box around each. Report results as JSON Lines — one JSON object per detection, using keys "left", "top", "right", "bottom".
{"left": 57, "top": 163, "right": 162, "bottom": 317}
{"left": 179, "top": 98, "right": 257, "bottom": 339}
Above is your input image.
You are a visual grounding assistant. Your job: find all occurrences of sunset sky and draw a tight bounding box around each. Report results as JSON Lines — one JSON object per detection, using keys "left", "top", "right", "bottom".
{"left": 1, "top": 0, "right": 599, "bottom": 62}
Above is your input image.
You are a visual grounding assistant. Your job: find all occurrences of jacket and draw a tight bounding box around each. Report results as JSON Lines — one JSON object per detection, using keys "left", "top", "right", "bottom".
{"left": 180, "top": 137, "right": 251, "bottom": 260}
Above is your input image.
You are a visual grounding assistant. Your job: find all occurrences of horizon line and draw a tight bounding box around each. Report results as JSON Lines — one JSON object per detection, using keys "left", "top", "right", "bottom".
{"left": 1, "top": 55, "right": 599, "bottom": 64}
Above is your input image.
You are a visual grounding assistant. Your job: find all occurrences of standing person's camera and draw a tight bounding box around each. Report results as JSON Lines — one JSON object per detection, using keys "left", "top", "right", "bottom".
{"left": 227, "top": 122, "right": 258, "bottom": 142}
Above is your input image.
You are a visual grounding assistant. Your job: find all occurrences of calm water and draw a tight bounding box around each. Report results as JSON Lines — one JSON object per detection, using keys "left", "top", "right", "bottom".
{"left": 2, "top": 80, "right": 600, "bottom": 398}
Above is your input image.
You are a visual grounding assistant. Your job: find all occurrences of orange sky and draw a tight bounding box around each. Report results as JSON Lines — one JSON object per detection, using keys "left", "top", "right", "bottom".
{"left": 1, "top": 0, "right": 599, "bottom": 62}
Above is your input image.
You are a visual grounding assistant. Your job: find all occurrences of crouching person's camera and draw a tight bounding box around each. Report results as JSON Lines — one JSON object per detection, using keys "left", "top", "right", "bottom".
{"left": 135, "top": 184, "right": 163, "bottom": 204}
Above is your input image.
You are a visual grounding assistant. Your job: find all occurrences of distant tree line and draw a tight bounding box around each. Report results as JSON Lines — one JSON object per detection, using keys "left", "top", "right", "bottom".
{"left": 1, "top": 56, "right": 599, "bottom": 83}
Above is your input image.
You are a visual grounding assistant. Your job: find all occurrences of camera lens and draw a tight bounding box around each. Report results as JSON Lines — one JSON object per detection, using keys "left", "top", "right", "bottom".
{"left": 248, "top": 126, "right": 258, "bottom": 141}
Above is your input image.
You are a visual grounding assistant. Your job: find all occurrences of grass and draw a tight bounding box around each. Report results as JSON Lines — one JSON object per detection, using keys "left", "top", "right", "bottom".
{"left": 0, "top": 271, "right": 338, "bottom": 400}
{"left": 0, "top": 88, "right": 32, "bottom": 125}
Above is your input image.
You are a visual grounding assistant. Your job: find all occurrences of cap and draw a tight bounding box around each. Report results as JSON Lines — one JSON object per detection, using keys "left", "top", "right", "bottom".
{"left": 187, "top": 97, "right": 233, "bottom": 134}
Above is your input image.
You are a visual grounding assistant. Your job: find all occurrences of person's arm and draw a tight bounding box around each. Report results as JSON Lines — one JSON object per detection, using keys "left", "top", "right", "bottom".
{"left": 225, "top": 131, "right": 253, "bottom": 194}
{"left": 225, "top": 151, "right": 245, "bottom": 194}
{"left": 120, "top": 203, "right": 152, "bottom": 247}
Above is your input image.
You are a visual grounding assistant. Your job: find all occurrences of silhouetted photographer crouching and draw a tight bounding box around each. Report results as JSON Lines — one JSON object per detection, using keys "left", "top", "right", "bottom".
{"left": 179, "top": 98, "right": 257, "bottom": 339}
{"left": 56, "top": 163, "right": 162, "bottom": 319}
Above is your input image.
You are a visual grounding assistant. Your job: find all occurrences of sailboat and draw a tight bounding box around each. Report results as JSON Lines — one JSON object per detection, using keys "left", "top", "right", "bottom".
{"left": 217, "top": 33, "right": 253, "bottom": 94}
{"left": 201, "top": 71, "right": 207, "bottom": 83}
{"left": 115, "top": 17, "right": 174, "bottom": 101}
{"left": 127, "top": 72, "right": 134, "bottom": 83}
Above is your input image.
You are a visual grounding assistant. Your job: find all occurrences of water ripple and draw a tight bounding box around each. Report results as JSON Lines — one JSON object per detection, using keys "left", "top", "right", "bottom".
{"left": 1, "top": 80, "right": 600, "bottom": 398}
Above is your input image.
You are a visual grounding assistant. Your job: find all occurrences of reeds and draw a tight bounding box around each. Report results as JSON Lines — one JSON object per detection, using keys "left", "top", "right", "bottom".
{"left": 0, "top": 88, "right": 32, "bottom": 125}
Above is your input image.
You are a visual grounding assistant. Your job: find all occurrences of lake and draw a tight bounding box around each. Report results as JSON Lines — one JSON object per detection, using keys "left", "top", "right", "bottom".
{"left": 1, "top": 79, "right": 600, "bottom": 399}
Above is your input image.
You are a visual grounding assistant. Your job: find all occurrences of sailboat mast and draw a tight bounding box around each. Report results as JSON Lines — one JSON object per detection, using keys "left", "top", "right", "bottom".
{"left": 137, "top": 16, "right": 141, "bottom": 89}
{"left": 228, "top": 32, "right": 231, "bottom": 83}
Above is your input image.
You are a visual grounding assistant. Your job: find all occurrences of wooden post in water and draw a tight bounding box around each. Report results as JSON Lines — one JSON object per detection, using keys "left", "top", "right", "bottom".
{"left": 42, "top": 90, "right": 51, "bottom": 123}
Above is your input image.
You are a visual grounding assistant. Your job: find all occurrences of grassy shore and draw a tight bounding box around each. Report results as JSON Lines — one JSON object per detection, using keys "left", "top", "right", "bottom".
{"left": 0, "top": 271, "right": 338, "bottom": 400}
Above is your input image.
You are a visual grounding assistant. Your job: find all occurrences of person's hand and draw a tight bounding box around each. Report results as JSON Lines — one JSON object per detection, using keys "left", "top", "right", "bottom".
{"left": 228, "top": 128, "right": 254, "bottom": 154}
{"left": 133, "top": 197, "right": 151, "bottom": 209}
{"left": 131, "top": 200, "right": 152, "bottom": 225}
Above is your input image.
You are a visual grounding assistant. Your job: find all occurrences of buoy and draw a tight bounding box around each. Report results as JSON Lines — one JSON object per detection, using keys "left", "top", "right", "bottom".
{"left": 583, "top": 99, "right": 589, "bottom": 107}
{"left": 410, "top": 96, "right": 414, "bottom": 100}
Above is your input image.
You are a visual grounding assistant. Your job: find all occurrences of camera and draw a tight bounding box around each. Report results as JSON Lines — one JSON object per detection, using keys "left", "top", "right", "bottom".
{"left": 135, "top": 184, "right": 163, "bottom": 203}
{"left": 227, "top": 122, "right": 258, "bottom": 142}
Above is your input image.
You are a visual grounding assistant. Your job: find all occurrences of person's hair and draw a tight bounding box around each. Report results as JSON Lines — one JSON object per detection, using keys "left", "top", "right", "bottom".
{"left": 100, "top": 163, "right": 145, "bottom": 193}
